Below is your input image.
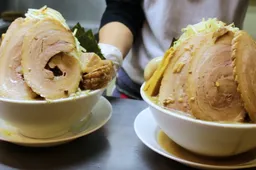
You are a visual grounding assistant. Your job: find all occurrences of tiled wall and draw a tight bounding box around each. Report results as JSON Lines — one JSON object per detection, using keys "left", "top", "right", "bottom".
{"left": 5, "top": 0, "right": 106, "bottom": 21}
{"left": 4, "top": 0, "right": 256, "bottom": 38}
{"left": 244, "top": 0, "right": 256, "bottom": 38}
{"left": 4, "top": 0, "right": 106, "bottom": 29}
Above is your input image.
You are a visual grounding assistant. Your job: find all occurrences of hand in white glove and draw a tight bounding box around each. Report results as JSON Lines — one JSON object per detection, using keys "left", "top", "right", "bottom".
{"left": 98, "top": 43, "right": 123, "bottom": 72}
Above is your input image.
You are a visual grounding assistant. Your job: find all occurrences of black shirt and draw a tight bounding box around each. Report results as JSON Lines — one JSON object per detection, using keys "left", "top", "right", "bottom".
{"left": 100, "top": 0, "right": 145, "bottom": 42}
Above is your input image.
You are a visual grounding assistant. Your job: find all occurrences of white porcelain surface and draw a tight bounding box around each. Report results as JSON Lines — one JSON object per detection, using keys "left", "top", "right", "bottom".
{"left": 0, "top": 96, "right": 112, "bottom": 147}
{"left": 141, "top": 83, "right": 256, "bottom": 157}
{"left": 134, "top": 108, "right": 256, "bottom": 170}
{"left": 0, "top": 88, "right": 104, "bottom": 139}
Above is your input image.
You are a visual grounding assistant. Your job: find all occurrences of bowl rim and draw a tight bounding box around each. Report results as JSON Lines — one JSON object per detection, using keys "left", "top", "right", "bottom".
{"left": 0, "top": 88, "right": 104, "bottom": 104}
{"left": 140, "top": 83, "right": 256, "bottom": 128}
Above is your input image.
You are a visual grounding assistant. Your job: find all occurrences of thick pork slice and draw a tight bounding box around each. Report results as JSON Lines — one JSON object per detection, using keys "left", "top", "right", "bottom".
{"left": 159, "top": 34, "right": 206, "bottom": 114}
{"left": 0, "top": 18, "right": 37, "bottom": 99}
{"left": 232, "top": 31, "right": 256, "bottom": 122}
{"left": 21, "top": 18, "right": 81, "bottom": 99}
{"left": 187, "top": 30, "right": 245, "bottom": 122}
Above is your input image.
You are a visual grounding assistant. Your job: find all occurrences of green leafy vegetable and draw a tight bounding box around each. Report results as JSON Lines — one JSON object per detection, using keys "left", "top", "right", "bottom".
{"left": 71, "top": 23, "right": 105, "bottom": 59}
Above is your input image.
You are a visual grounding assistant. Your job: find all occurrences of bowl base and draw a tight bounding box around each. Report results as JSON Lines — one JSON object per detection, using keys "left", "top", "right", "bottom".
{"left": 18, "top": 129, "right": 69, "bottom": 139}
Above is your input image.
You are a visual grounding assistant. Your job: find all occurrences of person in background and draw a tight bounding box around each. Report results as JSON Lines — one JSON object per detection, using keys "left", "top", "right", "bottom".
{"left": 98, "top": 0, "right": 249, "bottom": 100}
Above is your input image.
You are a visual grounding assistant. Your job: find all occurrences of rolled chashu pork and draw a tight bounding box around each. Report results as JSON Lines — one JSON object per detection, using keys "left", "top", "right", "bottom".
{"left": 144, "top": 18, "right": 256, "bottom": 123}
{"left": 159, "top": 34, "right": 206, "bottom": 114}
{"left": 21, "top": 18, "right": 81, "bottom": 99}
{"left": 187, "top": 29, "right": 245, "bottom": 122}
{"left": 232, "top": 31, "right": 256, "bottom": 122}
{"left": 0, "top": 7, "right": 81, "bottom": 100}
{"left": 0, "top": 18, "right": 37, "bottom": 99}
{"left": 0, "top": 6, "right": 114, "bottom": 100}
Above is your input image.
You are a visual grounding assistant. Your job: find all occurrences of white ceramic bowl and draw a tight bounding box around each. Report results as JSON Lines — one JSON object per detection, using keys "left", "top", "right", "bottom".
{"left": 141, "top": 83, "right": 256, "bottom": 157}
{"left": 0, "top": 89, "right": 104, "bottom": 139}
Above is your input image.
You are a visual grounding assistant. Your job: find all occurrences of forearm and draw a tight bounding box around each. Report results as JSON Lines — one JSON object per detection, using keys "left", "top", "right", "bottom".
{"left": 99, "top": 22, "right": 133, "bottom": 58}
{"left": 99, "top": 0, "right": 145, "bottom": 59}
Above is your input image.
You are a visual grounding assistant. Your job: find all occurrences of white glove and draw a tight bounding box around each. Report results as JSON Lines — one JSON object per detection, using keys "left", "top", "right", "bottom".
{"left": 98, "top": 43, "right": 123, "bottom": 72}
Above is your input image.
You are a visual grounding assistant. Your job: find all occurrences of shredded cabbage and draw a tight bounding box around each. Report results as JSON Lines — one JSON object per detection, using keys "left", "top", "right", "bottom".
{"left": 25, "top": 5, "right": 69, "bottom": 29}
{"left": 172, "top": 18, "right": 239, "bottom": 50}
{"left": 72, "top": 28, "right": 87, "bottom": 55}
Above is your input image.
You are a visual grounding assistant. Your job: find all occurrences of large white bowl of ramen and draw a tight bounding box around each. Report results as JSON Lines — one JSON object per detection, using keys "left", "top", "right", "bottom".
{"left": 142, "top": 18, "right": 256, "bottom": 157}
{"left": 0, "top": 89, "right": 105, "bottom": 139}
{"left": 0, "top": 6, "right": 115, "bottom": 139}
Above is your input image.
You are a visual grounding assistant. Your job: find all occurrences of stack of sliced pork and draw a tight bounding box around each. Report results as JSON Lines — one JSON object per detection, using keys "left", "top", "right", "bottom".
{"left": 0, "top": 6, "right": 114, "bottom": 100}
{"left": 144, "top": 18, "right": 256, "bottom": 123}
